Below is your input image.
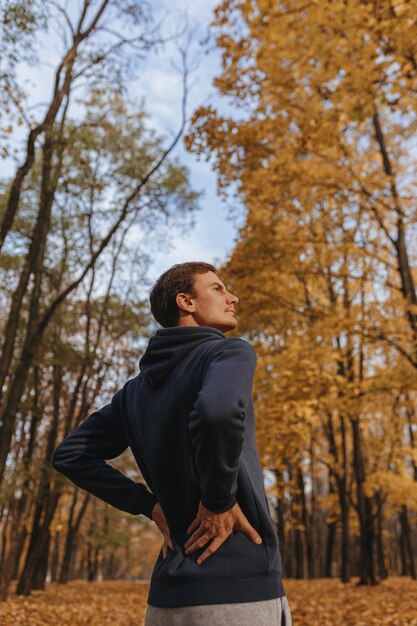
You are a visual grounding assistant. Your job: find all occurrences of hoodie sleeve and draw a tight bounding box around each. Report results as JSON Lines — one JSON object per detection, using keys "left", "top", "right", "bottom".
{"left": 188, "top": 338, "right": 257, "bottom": 513}
{"left": 51, "top": 390, "right": 158, "bottom": 520}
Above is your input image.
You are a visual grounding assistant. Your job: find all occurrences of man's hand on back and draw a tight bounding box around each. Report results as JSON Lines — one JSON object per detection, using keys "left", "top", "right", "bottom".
{"left": 184, "top": 501, "right": 262, "bottom": 565}
{"left": 151, "top": 503, "right": 173, "bottom": 558}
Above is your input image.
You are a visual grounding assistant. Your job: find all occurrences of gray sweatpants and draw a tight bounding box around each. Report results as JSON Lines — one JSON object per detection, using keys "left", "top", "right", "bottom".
{"left": 144, "top": 595, "right": 292, "bottom": 626}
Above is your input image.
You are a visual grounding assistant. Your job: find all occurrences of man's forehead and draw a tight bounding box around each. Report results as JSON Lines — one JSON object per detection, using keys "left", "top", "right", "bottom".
{"left": 201, "top": 273, "right": 225, "bottom": 288}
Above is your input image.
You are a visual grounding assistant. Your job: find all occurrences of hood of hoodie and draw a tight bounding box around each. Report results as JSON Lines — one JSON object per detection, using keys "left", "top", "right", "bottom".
{"left": 139, "top": 325, "right": 226, "bottom": 387}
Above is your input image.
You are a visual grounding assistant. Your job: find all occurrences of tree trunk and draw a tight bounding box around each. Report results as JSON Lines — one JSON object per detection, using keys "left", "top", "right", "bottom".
{"left": 297, "top": 466, "right": 313, "bottom": 578}
{"left": 277, "top": 495, "right": 286, "bottom": 575}
{"left": 325, "top": 519, "right": 336, "bottom": 577}
{"left": 372, "top": 108, "right": 417, "bottom": 364}
{"left": 32, "top": 528, "right": 50, "bottom": 590}
{"left": 59, "top": 490, "right": 90, "bottom": 584}
{"left": 288, "top": 461, "right": 305, "bottom": 579}
{"left": 50, "top": 529, "right": 61, "bottom": 583}
{"left": 375, "top": 491, "right": 388, "bottom": 580}
{"left": 351, "top": 417, "right": 377, "bottom": 585}
{"left": 15, "top": 365, "right": 62, "bottom": 595}
{"left": 325, "top": 409, "right": 351, "bottom": 582}
{"left": 0, "top": 367, "right": 43, "bottom": 600}
{"left": 339, "top": 482, "right": 351, "bottom": 583}
{"left": 399, "top": 505, "right": 416, "bottom": 579}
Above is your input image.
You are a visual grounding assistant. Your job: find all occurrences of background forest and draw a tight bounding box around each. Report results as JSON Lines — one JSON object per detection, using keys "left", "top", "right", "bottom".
{"left": 0, "top": 0, "right": 416, "bottom": 620}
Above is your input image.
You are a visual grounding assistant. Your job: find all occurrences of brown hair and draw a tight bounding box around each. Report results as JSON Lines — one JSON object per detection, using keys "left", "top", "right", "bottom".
{"left": 150, "top": 261, "right": 217, "bottom": 328}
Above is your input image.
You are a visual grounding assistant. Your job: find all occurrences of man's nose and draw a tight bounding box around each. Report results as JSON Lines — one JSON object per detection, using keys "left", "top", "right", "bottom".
{"left": 227, "top": 292, "right": 239, "bottom": 304}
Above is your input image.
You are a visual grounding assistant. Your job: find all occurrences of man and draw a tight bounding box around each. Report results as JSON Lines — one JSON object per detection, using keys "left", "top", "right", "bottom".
{"left": 52, "top": 261, "right": 292, "bottom": 625}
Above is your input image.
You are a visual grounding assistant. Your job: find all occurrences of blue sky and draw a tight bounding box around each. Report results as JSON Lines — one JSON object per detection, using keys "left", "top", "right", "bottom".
{"left": 3, "top": 0, "right": 244, "bottom": 284}
{"left": 134, "top": 0, "right": 244, "bottom": 282}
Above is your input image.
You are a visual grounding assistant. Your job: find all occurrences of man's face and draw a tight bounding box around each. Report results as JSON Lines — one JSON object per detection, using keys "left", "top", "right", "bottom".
{"left": 176, "top": 271, "right": 239, "bottom": 332}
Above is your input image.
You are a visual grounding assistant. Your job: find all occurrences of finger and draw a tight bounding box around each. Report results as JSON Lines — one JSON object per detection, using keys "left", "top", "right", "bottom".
{"left": 163, "top": 531, "right": 173, "bottom": 551}
{"left": 184, "top": 529, "right": 212, "bottom": 554}
{"left": 235, "top": 511, "right": 263, "bottom": 545}
{"left": 162, "top": 541, "right": 167, "bottom": 559}
{"left": 196, "top": 534, "right": 228, "bottom": 565}
{"left": 184, "top": 524, "right": 205, "bottom": 550}
{"left": 158, "top": 518, "right": 173, "bottom": 545}
{"left": 242, "top": 522, "right": 262, "bottom": 544}
{"left": 186, "top": 517, "right": 200, "bottom": 534}
{"left": 184, "top": 526, "right": 209, "bottom": 551}
{"left": 160, "top": 522, "right": 170, "bottom": 536}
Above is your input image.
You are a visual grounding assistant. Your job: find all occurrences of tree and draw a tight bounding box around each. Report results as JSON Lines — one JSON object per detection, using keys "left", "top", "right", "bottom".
{"left": 0, "top": 1, "right": 201, "bottom": 599}
{"left": 186, "top": 0, "right": 417, "bottom": 585}
{"left": 0, "top": 0, "right": 197, "bottom": 484}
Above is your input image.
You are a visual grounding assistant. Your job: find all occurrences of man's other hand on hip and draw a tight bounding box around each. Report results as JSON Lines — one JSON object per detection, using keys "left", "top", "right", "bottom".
{"left": 184, "top": 501, "right": 262, "bottom": 565}
{"left": 151, "top": 503, "right": 173, "bottom": 559}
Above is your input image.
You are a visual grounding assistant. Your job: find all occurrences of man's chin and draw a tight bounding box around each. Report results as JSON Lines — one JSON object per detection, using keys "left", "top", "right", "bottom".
{"left": 204, "top": 319, "right": 238, "bottom": 333}
{"left": 221, "top": 318, "right": 238, "bottom": 332}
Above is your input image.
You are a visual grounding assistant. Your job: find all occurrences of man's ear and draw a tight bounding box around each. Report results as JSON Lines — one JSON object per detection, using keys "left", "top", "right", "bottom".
{"left": 176, "top": 292, "right": 194, "bottom": 314}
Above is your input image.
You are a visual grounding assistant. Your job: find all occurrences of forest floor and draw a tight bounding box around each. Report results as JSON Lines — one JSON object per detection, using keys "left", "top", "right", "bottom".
{"left": 0, "top": 576, "right": 416, "bottom": 625}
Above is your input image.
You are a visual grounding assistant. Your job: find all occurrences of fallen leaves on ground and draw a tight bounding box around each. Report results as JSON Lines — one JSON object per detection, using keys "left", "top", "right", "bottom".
{"left": 0, "top": 580, "right": 149, "bottom": 626}
{"left": 284, "top": 577, "right": 417, "bottom": 626}
{"left": 0, "top": 576, "right": 416, "bottom": 625}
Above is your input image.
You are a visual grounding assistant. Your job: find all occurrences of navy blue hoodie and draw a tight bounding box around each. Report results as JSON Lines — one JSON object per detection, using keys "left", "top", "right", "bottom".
{"left": 52, "top": 325, "right": 284, "bottom": 607}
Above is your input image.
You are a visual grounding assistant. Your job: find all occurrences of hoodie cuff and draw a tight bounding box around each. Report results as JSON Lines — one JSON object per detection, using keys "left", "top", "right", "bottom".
{"left": 139, "top": 487, "right": 159, "bottom": 520}
{"left": 201, "top": 494, "right": 237, "bottom": 514}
